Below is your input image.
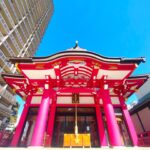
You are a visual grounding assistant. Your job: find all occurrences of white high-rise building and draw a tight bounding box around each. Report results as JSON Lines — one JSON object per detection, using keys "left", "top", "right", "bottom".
{"left": 0, "top": 0, "right": 54, "bottom": 129}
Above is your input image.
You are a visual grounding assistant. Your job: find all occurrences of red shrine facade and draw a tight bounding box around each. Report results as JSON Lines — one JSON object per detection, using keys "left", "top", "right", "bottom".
{"left": 2, "top": 46, "right": 148, "bottom": 148}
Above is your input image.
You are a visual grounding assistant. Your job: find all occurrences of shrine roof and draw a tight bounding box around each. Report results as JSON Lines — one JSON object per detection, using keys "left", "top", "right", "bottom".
{"left": 9, "top": 49, "right": 145, "bottom": 64}
{"left": 1, "top": 73, "right": 149, "bottom": 101}
{"left": 2, "top": 44, "right": 148, "bottom": 101}
{"left": 6, "top": 47, "right": 146, "bottom": 84}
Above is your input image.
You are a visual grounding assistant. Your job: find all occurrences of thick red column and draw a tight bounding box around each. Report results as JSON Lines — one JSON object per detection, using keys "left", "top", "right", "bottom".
{"left": 30, "top": 89, "right": 50, "bottom": 146}
{"left": 95, "top": 105, "right": 107, "bottom": 146}
{"left": 10, "top": 95, "right": 32, "bottom": 147}
{"left": 46, "top": 103, "right": 56, "bottom": 146}
{"left": 119, "top": 96, "right": 138, "bottom": 146}
{"left": 101, "top": 89, "right": 122, "bottom": 146}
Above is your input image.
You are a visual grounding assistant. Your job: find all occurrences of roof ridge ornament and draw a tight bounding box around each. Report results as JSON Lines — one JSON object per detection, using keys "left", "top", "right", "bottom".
{"left": 73, "top": 40, "right": 79, "bottom": 49}
{"left": 66, "top": 40, "right": 87, "bottom": 51}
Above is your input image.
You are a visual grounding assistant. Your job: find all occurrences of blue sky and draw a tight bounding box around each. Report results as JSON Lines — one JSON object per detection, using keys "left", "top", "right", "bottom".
{"left": 18, "top": 0, "right": 150, "bottom": 113}
{"left": 36, "top": 0, "right": 150, "bottom": 75}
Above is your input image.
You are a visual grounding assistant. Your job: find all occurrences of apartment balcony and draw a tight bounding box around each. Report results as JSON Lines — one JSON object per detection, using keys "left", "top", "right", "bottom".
{"left": 0, "top": 103, "right": 12, "bottom": 117}
{"left": 0, "top": 50, "right": 12, "bottom": 73}
{"left": 0, "top": 85, "right": 16, "bottom": 105}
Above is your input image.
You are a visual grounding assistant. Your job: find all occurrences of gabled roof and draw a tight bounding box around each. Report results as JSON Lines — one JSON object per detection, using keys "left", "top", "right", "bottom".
{"left": 9, "top": 49, "right": 145, "bottom": 64}
{"left": 2, "top": 45, "right": 148, "bottom": 101}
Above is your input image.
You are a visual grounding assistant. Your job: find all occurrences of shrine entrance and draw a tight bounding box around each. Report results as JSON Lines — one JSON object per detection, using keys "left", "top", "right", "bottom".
{"left": 52, "top": 107, "right": 100, "bottom": 147}
{"left": 3, "top": 44, "right": 148, "bottom": 147}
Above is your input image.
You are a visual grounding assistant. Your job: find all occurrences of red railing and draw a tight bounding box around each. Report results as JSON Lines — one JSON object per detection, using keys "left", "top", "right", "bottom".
{"left": 0, "top": 131, "right": 13, "bottom": 147}
{"left": 1, "top": 130, "right": 150, "bottom": 147}
{"left": 138, "top": 131, "right": 150, "bottom": 147}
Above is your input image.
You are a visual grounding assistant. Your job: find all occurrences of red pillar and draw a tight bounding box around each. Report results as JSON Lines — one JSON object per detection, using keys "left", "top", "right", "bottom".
{"left": 119, "top": 96, "right": 138, "bottom": 146}
{"left": 101, "top": 89, "right": 122, "bottom": 146}
{"left": 95, "top": 104, "right": 107, "bottom": 146}
{"left": 30, "top": 89, "right": 50, "bottom": 146}
{"left": 46, "top": 103, "right": 56, "bottom": 146}
{"left": 10, "top": 95, "right": 32, "bottom": 147}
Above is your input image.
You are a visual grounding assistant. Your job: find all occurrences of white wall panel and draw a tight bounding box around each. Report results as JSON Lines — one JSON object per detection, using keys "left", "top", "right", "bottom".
{"left": 111, "top": 97, "right": 120, "bottom": 104}
{"left": 57, "top": 96, "right": 72, "bottom": 104}
{"left": 31, "top": 96, "right": 42, "bottom": 104}
{"left": 57, "top": 96, "right": 94, "bottom": 104}
{"left": 131, "top": 114, "right": 144, "bottom": 134}
{"left": 80, "top": 97, "right": 94, "bottom": 104}
{"left": 138, "top": 107, "right": 150, "bottom": 131}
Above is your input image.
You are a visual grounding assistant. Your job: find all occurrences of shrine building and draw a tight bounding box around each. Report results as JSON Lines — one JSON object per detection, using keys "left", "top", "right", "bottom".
{"left": 2, "top": 44, "right": 149, "bottom": 148}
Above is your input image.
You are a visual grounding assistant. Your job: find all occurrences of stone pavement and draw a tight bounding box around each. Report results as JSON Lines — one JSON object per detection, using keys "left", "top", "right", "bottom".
{"left": 0, "top": 147, "right": 150, "bottom": 150}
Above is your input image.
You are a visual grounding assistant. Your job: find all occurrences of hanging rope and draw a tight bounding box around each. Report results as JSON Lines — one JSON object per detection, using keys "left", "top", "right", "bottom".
{"left": 75, "top": 104, "right": 78, "bottom": 135}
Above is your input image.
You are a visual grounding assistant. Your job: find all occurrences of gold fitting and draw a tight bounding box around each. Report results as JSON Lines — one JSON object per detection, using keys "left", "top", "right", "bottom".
{"left": 22, "top": 96, "right": 27, "bottom": 101}
{"left": 134, "top": 89, "right": 138, "bottom": 92}
{"left": 12, "top": 88, "right": 16, "bottom": 93}
{"left": 125, "top": 97, "right": 128, "bottom": 101}
{"left": 15, "top": 63, "right": 21, "bottom": 73}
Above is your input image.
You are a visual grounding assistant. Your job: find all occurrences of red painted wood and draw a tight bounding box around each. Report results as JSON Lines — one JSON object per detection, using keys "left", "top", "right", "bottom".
{"left": 3, "top": 74, "right": 147, "bottom": 100}
{"left": 10, "top": 95, "right": 32, "bottom": 147}
{"left": 30, "top": 89, "right": 50, "bottom": 146}
{"left": 101, "top": 89, "right": 123, "bottom": 146}
{"left": 96, "top": 105, "right": 107, "bottom": 146}
{"left": 119, "top": 96, "right": 138, "bottom": 146}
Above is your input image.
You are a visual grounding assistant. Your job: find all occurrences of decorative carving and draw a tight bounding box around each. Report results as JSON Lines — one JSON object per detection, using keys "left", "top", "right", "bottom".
{"left": 108, "top": 65, "right": 118, "bottom": 70}
{"left": 72, "top": 93, "right": 79, "bottom": 104}
{"left": 35, "top": 63, "right": 45, "bottom": 69}
{"left": 52, "top": 61, "right": 61, "bottom": 67}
